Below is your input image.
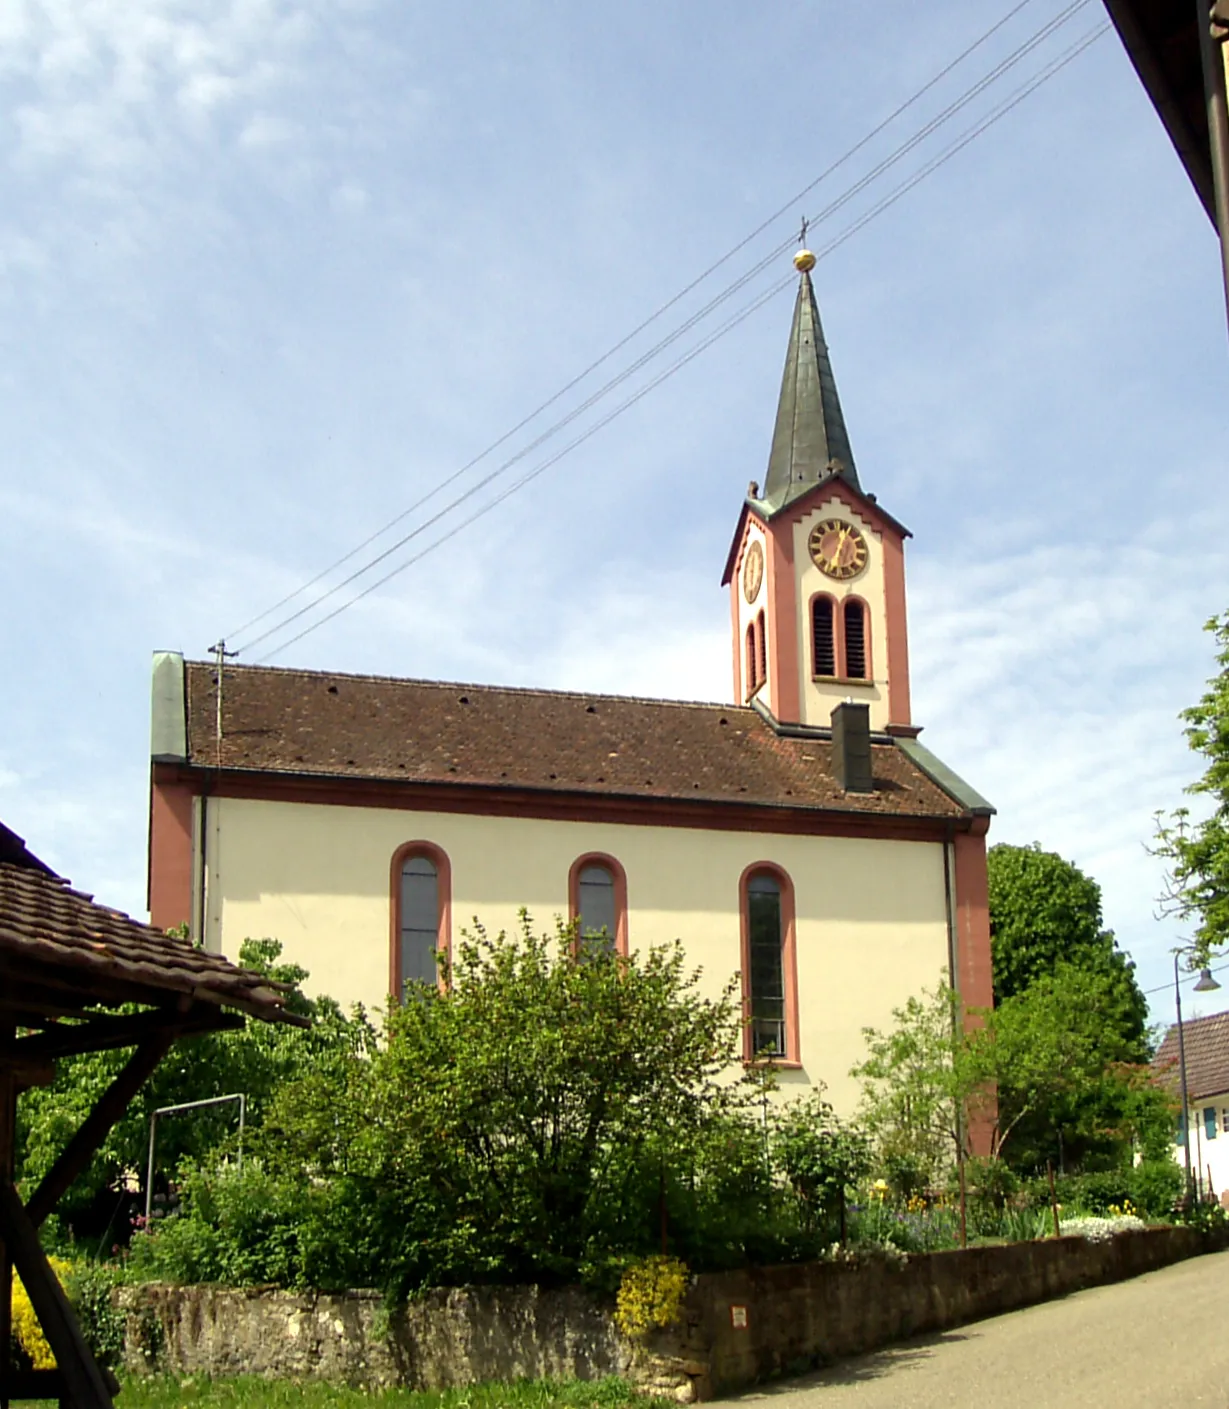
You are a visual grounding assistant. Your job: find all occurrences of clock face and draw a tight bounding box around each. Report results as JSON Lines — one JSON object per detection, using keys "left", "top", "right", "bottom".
{"left": 809, "top": 518, "right": 868, "bottom": 580}
{"left": 742, "top": 540, "right": 764, "bottom": 603}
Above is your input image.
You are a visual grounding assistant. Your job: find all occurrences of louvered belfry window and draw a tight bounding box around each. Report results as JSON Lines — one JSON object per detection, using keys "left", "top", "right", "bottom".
{"left": 812, "top": 597, "right": 836, "bottom": 677}
{"left": 747, "top": 871, "right": 786, "bottom": 1057}
{"left": 400, "top": 854, "right": 440, "bottom": 989}
{"left": 844, "top": 599, "right": 867, "bottom": 679}
{"left": 757, "top": 610, "right": 767, "bottom": 685}
{"left": 746, "top": 625, "right": 757, "bottom": 694}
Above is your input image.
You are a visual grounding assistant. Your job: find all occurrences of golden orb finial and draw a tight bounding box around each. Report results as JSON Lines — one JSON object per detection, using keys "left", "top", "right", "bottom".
{"left": 793, "top": 248, "right": 816, "bottom": 273}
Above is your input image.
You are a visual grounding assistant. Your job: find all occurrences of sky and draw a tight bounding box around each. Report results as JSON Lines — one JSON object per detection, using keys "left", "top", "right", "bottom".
{"left": 2, "top": 0, "right": 1227, "bottom": 1031}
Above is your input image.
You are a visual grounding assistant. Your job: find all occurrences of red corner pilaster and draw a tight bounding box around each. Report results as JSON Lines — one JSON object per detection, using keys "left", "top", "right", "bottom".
{"left": 148, "top": 773, "right": 194, "bottom": 932}
{"left": 954, "top": 818, "right": 996, "bottom": 1156}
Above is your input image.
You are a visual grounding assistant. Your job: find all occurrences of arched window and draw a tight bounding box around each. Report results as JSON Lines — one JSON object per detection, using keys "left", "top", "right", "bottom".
{"left": 745, "top": 624, "right": 757, "bottom": 697}
{"left": 757, "top": 610, "right": 767, "bottom": 686}
{"left": 739, "top": 864, "right": 798, "bottom": 1064}
{"left": 843, "top": 599, "right": 868, "bottom": 679}
{"left": 390, "top": 843, "right": 451, "bottom": 997}
{"left": 812, "top": 596, "right": 836, "bottom": 677}
{"left": 569, "top": 853, "right": 628, "bottom": 956}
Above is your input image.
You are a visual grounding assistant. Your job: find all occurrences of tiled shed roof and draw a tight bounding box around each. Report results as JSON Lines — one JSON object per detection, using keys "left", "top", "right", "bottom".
{"left": 1153, "top": 1010, "right": 1229, "bottom": 1102}
{"left": 181, "top": 661, "right": 970, "bottom": 822}
{"left": 0, "top": 826, "right": 301, "bottom": 1024}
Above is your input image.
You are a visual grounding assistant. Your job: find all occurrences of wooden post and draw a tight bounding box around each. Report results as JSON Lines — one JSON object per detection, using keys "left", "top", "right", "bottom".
{"left": 957, "top": 1154, "right": 968, "bottom": 1249}
{"left": 1048, "top": 1160, "right": 1061, "bottom": 1239}
{"left": 27, "top": 1033, "right": 175, "bottom": 1228}
{"left": 0, "top": 1181, "right": 114, "bottom": 1409}
{"left": 0, "top": 1028, "right": 14, "bottom": 1409}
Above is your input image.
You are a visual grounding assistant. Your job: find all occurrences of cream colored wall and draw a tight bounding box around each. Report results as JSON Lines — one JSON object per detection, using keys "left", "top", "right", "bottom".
{"left": 734, "top": 521, "right": 768, "bottom": 707}
{"left": 203, "top": 797, "right": 951, "bottom": 1118}
{"left": 791, "top": 496, "right": 889, "bottom": 731}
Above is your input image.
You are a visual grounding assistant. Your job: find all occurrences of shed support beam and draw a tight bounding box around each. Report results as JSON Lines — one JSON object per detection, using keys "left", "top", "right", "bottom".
{"left": 0, "top": 1180, "right": 114, "bottom": 1409}
{"left": 26, "top": 1033, "right": 177, "bottom": 1229}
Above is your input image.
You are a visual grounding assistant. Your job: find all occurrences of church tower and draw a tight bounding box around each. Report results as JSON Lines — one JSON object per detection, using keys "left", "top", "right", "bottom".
{"left": 722, "top": 250, "right": 914, "bottom": 735}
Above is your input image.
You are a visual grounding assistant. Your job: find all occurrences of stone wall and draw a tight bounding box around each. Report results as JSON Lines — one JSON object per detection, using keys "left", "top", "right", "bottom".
{"left": 119, "top": 1226, "right": 1229, "bottom": 1403}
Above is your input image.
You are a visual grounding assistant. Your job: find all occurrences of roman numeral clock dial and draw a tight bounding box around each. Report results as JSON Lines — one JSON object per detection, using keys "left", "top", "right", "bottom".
{"left": 809, "top": 519, "right": 868, "bottom": 580}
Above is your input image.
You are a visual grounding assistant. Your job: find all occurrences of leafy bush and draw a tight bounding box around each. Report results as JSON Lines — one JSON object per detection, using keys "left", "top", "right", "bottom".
{"left": 774, "top": 1092, "right": 870, "bottom": 1239}
{"left": 1130, "top": 1160, "right": 1183, "bottom": 1218}
{"left": 134, "top": 919, "right": 788, "bottom": 1295}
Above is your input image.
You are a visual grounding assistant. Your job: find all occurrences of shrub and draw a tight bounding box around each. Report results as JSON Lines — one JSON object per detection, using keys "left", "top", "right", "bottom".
{"left": 1130, "top": 1160, "right": 1183, "bottom": 1218}
{"left": 613, "top": 1256, "right": 689, "bottom": 1338}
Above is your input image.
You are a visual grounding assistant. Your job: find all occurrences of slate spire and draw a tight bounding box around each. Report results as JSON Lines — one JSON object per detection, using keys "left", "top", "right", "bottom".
{"left": 759, "top": 255, "right": 860, "bottom": 512}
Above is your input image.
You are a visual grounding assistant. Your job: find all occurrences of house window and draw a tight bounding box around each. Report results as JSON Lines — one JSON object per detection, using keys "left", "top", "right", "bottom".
{"left": 569, "top": 853, "right": 628, "bottom": 956}
{"left": 812, "top": 596, "right": 836, "bottom": 677}
{"left": 740, "top": 865, "right": 798, "bottom": 1063}
{"left": 578, "top": 863, "right": 617, "bottom": 955}
{"left": 391, "top": 842, "right": 451, "bottom": 997}
{"left": 844, "top": 599, "right": 868, "bottom": 679}
{"left": 1221, "top": 1108, "right": 1229, "bottom": 1135}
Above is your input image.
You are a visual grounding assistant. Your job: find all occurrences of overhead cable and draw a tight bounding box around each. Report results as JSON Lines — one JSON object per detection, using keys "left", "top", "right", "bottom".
{"left": 255, "top": 21, "right": 1109, "bottom": 664}
{"left": 225, "top": 0, "right": 1076, "bottom": 649}
{"left": 233, "top": 2, "right": 1096, "bottom": 657}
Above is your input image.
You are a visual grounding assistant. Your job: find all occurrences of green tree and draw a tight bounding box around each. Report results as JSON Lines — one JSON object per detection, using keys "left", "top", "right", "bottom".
{"left": 851, "top": 985, "right": 980, "bottom": 1184}
{"left": 1154, "top": 610, "right": 1229, "bottom": 960}
{"left": 249, "top": 915, "right": 764, "bottom": 1293}
{"left": 772, "top": 1090, "right": 870, "bottom": 1239}
{"left": 16, "top": 939, "right": 373, "bottom": 1230}
{"left": 964, "top": 964, "right": 1174, "bottom": 1171}
{"left": 987, "top": 843, "right": 1147, "bottom": 1058}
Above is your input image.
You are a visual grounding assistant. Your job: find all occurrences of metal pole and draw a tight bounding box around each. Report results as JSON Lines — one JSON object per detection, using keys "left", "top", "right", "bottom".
{"left": 144, "top": 1114, "right": 157, "bottom": 1227}
{"left": 1175, "top": 953, "right": 1195, "bottom": 1206}
{"left": 1195, "top": 0, "right": 1229, "bottom": 336}
{"left": 143, "top": 1093, "right": 246, "bottom": 1226}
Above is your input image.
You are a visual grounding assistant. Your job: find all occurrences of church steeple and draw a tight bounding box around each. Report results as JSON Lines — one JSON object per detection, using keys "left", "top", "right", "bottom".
{"left": 723, "top": 248, "right": 913, "bottom": 736}
{"left": 758, "top": 251, "right": 860, "bottom": 514}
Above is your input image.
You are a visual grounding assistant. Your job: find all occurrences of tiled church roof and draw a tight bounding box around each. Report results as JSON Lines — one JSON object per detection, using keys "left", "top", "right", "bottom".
{"left": 1154, "top": 1010, "right": 1229, "bottom": 1103}
{"left": 178, "top": 661, "right": 971, "bottom": 822}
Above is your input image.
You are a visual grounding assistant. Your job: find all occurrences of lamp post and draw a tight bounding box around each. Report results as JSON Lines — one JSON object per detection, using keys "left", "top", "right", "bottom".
{"left": 1173, "top": 949, "right": 1221, "bottom": 1205}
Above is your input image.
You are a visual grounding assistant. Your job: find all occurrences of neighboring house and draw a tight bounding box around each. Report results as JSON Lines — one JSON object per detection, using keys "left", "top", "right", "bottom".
{"left": 146, "top": 252, "right": 996, "bottom": 1132}
{"left": 1153, "top": 1009, "right": 1229, "bottom": 1199}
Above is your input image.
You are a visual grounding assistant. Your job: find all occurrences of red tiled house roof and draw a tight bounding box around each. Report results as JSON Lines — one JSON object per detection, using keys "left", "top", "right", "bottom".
{"left": 1153, "top": 1010, "right": 1229, "bottom": 1102}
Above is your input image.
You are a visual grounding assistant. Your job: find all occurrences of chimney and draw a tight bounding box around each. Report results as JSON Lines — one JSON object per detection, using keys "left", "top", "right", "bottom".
{"left": 831, "top": 701, "right": 873, "bottom": 793}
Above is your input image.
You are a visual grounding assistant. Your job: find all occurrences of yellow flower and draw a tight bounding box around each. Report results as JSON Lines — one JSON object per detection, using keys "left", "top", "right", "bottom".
{"left": 12, "top": 1258, "right": 74, "bottom": 1370}
{"left": 614, "top": 1256, "right": 689, "bottom": 1339}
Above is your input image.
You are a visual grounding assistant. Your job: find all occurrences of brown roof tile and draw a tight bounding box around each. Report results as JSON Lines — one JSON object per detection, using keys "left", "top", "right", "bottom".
{"left": 0, "top": 858, "right": 301, "bottom": 1025}
{"left": 183, "top": 662, "right": 968, "bottom": 822}
{"left": 1153, "top": 1010, "right": 1229, "bottom": 1102}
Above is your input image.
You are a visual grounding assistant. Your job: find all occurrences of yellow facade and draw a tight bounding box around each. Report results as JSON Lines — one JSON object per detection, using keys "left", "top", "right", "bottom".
{"left": 200, "top": 796, "right": 953, "bottom": 1115}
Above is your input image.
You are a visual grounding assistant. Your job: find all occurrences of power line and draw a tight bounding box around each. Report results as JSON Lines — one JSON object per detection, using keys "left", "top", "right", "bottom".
{"left": 233, "top": 3, "right": 1097, "bottom": 658}
{"left": 256, "top": 21, "right": 1109, "bottom": 664}
{"left": 225, "top": 0, "right": 1082, "bottom": 650}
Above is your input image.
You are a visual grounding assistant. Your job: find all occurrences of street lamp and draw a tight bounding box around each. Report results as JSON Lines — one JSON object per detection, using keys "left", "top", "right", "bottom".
{"left": 1173, "top": 949, "right": 1222, "bottom": 1205}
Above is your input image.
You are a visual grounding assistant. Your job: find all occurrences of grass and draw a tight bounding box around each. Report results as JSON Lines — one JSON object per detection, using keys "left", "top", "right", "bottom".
{"left": 14, "top": 1376, "right": 678, "bottom": 1409}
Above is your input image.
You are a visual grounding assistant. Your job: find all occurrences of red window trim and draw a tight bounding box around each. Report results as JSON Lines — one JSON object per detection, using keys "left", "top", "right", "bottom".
{"left": 568, "top": 852, "right": 629, "bottom": 956}
{"left": 809, "top": 591, "right": 873, "bottom": 683}
{"left": 389, "top": 840, "right": 452, "bottom": 998}
{"left": 738, "top": 861, "right": 800, "bottom": 1067}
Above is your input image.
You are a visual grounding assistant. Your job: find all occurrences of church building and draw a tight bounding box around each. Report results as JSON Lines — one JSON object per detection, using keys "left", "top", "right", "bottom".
{"left": 146, "top": 250, "right": 995, "bottom": 1122}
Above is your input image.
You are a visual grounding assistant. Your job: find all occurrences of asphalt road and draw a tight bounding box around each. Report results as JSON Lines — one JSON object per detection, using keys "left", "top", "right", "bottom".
{"left": 723, "top": 1249, "right": 1229, "bottom": 1407}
